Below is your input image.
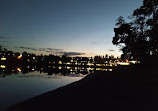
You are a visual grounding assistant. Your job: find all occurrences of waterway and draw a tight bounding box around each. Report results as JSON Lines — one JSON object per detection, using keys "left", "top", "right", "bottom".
{"left": 0, "top": 71, "right": 84, "bottom": 111}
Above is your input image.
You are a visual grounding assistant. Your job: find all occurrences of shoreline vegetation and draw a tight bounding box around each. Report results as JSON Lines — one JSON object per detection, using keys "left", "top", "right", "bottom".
{"left": 8, "top": 65, "right": 158, "bottom": 111}
{"left": 0, "top": 48, "right": 133, "bottom": 77}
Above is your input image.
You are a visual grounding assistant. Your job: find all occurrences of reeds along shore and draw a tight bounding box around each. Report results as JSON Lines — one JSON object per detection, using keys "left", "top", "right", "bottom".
{"left": 8, "top": 66, "right": 158, "bottom": 111}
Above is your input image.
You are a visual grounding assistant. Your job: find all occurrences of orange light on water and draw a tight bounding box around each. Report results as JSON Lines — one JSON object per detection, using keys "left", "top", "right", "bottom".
{"left": 58, "top": 66, "right": 62, "bottom": 69}
{"left": 58, "top": 61, "right": 62, "bottom": 64}
{"left": 17, "top": 68, "right": 21, "bottom": 72}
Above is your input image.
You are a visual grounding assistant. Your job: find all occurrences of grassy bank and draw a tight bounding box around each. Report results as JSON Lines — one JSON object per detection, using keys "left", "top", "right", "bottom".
{"left": 8, "top": 66, "right": 158, "bottom": 111}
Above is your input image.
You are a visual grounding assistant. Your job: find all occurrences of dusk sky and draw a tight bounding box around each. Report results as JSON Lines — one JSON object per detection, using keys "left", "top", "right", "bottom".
{"left": 0, "top": 0, "right": 142, "bottom": 57}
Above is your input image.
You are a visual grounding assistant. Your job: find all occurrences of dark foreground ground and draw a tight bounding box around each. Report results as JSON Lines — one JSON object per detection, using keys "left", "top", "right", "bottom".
{"left": 8, "top": 66, "right": 158, "bottom": 111}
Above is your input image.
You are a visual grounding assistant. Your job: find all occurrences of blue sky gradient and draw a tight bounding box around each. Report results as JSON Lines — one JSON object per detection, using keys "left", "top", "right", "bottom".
{"left": 0, "top": 0, "right": 142, "bottom": 57}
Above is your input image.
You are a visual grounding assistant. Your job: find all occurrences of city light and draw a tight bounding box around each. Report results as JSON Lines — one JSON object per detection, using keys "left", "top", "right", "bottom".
{"left": 130, "top": 60, "right": 137, "bottom": 64}
{"left": 17, "top": 54, "right": 22, "bottom": 59}
{"left": 58, "top": 61, "right": 62, "bottom": 64}
{"left": 0, "top": 65, "right": 6, "bottom": 68}
{"left": 17, "top": 56, "right": 21, "bottom": 59}
{"left": 108, "top": 69, "right": 113, "bottom": 71}
{"left": 58, "top": 66, "right": 62, "bottom": 69}
{"left": 67, "top": 62, "right": 71, "bottom": 65}
{"left": 117, "top": 62, "right": 130, "bottom": 65}
{"left": 1, "top": 57, "right": 6, "bottom": 60}
{"left": 17, "top": 68, "right": 21, "bottom": 72}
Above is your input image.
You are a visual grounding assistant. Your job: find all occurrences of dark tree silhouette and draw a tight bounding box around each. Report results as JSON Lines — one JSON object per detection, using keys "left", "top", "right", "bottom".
{"left": 0, "top": 45, "right": 7, "bottom": 52}
{"left": 113, "top": 0, "right": 158, "bottom": 64}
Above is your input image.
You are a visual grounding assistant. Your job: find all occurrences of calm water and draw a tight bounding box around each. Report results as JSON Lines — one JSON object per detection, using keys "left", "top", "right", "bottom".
{"left": 0, "top": 71, "right": 84, "bottom": 111}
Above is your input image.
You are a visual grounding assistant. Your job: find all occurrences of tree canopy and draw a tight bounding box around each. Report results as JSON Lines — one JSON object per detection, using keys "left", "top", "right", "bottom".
{"left": 113, "top": 0, "right": 158, "bottom": 63}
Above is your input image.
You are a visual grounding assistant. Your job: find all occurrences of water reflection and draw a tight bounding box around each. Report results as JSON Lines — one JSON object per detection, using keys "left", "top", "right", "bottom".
{"left": 0, "top": 71, "right": 84, "bottom": 111}
{"left": 0, "top": 65, "right": 113, "bottom": 78}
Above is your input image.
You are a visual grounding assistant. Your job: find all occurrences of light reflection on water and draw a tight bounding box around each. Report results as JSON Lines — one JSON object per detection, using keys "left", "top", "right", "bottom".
{"left": 0, "top": 66, "right": 113, "bottom": 111}
{"left": 0, "top": 71, "right": 84, "bottom": 111}
{"left": 0, "top": 65, "right": 113, "bottom": 78}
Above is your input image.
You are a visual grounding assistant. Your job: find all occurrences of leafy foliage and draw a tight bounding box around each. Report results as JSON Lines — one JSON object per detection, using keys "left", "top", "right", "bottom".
{"left": 113, "top": 0, "right": 158, "bottom": 62}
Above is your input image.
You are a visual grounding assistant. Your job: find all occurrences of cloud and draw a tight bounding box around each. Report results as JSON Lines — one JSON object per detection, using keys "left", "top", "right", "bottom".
{"left": 18, "top": 47, "right": 38, "bottom": 51}
{"left": 0, "top": 36, "right": 10, "bottom": 39}
{"left": 38, "top": 48, "right": 46, "bottom": 51}
{"left": 0, "top": 36, "right": 8, "bottom": 42}
{"left": 15, "top": 47, "right": 63, "bottom": 52}
{"left": 0, "top": 36, "right": 5, "bottom": 39}
{"left": 46, "top": 48, "right": 63, "bottom": 51}
{"left": 15, "top": 46, "right": 85, "bottom": 56}
{"left": 63, "top": 52, "right": 85, "bottom": 56}
{"left": 109, "top": 49, "right": 115, "bottom": 51}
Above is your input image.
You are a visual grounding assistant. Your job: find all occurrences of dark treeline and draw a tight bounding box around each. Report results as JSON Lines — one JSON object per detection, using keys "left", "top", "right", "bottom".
{"left": 0, "top": 45, "right": 119, "bottom": 67}
{"left": 0, "top": 46, "right": 117, "bottom": 77}
{"left": 0, "top": 50, "right": 117, "bottom": 66}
